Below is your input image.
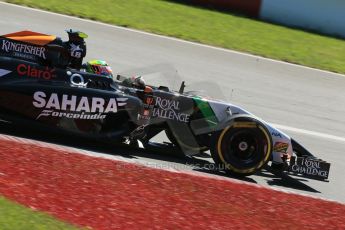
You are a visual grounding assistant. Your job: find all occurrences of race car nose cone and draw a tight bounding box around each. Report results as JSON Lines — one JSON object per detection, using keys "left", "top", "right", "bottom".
{"left": 239, "top": 142, "right": 248, "bottom": 151}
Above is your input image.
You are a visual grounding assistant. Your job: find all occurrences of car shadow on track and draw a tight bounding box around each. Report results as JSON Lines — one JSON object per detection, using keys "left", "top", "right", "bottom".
{"left": 257, "top": 169, "right": 321, "bottom": 193}
{"left": 0, "top": 122, "right": 320, "bottom": 194}
{"left": 194, "top": 166, "right": 320, "bottom": 193}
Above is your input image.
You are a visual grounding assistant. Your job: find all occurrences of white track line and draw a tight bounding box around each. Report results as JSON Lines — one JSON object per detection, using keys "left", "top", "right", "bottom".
{"left": 272, "top": 123, "right": 345, "bottom": 143}
{"left": 0, "top": 1, "right": 344, "bottom": 78}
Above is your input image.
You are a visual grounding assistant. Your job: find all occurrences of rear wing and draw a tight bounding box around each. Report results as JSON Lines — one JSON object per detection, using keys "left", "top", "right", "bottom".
{"left": 1, "top": 30, "right": 56, "bottom": 46}
{"left": 0, "top": 30, "right": 57, "bottom": 63}
{"left": 0, "top": 30, "right": 71, "bottom": 67}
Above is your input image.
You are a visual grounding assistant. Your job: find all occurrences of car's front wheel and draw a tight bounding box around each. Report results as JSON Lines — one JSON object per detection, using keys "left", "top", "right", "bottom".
{"left": 210, "top": 117, "right": 272, "bottom": 177}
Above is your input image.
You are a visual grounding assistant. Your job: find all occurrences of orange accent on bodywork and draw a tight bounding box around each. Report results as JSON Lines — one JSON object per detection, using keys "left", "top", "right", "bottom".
{"left": 2, "top": 30, "right": 56, "bottom": 46}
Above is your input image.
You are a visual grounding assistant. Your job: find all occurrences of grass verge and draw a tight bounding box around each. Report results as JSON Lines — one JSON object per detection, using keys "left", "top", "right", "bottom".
{"left": 0, "top": 196, "right": 80, "bottom": 229}
{"left": 7, "top": 0, "right": 345, "bottom": 73}
{"left": 4, "top": 0, "right": 345, "bottom": 74}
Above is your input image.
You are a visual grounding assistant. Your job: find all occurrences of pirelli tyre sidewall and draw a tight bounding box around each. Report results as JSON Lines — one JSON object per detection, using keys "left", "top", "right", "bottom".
{"left": 211, "top": 118, "right": 272, "bottom": 176}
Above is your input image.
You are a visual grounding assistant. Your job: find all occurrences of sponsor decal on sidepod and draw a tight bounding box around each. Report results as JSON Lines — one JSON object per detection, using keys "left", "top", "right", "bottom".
{"left": 152, "top": 96, "right": 190, "bottom": 122}
{"left": 17, "top": 64, "right": 56, "bottom": 80}
{"left": 68, "top": 71, "right": 88, "bottom": 88}
{"left": 33, "top": 91, "right": 128, "bottom": 120}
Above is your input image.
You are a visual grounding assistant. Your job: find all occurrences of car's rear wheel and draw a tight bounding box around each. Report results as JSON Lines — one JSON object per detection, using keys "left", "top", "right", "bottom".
{"left": 210, "top": 117, "right": 272, "bottom": 176}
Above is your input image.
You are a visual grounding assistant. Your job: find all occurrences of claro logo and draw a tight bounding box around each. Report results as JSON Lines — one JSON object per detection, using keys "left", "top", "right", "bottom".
{"left": 17, "top": 64, "right": 56, "bottom": 80}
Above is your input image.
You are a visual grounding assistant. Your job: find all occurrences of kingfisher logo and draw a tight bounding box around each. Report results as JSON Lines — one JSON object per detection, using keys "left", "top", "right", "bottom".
{"left": 17, "top": 64, "right": 56, "bottom": 80}
{"left": 33, "top": 91, "right": 128, "bottom": 120}
{"left": 1, "top": 40, "right": 46, "bottom": 59}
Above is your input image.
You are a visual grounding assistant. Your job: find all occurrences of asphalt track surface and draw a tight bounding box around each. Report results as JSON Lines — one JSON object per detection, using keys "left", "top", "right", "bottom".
{"left": 1, "top": 2, "right": 345, "bottom": 203}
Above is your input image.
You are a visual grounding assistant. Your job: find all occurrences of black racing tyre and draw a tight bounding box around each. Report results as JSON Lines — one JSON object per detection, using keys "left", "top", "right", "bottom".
{"left": 210, "top": 117, "right": 272, "bottom": 177}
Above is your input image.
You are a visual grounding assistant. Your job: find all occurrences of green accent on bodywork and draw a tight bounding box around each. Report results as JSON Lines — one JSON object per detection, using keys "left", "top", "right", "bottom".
{"left": 193, "top": 97, "right": 218, "bottom": 126}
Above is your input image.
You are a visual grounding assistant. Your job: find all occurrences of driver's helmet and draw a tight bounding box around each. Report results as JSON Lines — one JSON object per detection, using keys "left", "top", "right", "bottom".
{"left": 85, "top": 60, "right": 113, "bottom": 79}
